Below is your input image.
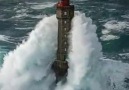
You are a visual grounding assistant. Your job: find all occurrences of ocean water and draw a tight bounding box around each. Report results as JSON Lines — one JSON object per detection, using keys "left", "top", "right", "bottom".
{"left": 0, "top": 0, "right": 129, "bottom": 90}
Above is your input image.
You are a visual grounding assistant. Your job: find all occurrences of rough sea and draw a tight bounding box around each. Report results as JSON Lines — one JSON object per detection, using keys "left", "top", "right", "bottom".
{"left": 0, "top": 0, "right": 129, "bottom": 90}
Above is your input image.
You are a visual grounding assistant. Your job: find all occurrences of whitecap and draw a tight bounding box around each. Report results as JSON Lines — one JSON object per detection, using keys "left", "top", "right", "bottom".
{"left": 100, "top": 34, "right": 120, "bottom": 41}
{"left": 103, "top": 20, "right": 129, "bottom": 32}
{"left": 30, "top": 2, "right": 56, "bottom": 10}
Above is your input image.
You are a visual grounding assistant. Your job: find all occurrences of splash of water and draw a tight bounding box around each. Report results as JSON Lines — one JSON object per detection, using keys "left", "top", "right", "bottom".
{"left": 55, "top": 11, "right": 102, "bottom": 90}
{"left": 0, "top": 15, "right": 58, "bottom": 90}
{"left": 0, "top": 11, "right": 129, "bottom": 90}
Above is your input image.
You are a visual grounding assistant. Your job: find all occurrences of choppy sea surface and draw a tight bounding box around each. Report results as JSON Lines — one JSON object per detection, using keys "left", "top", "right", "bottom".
{"left": 0, "top": 0, "right": 129, "bottom": 89}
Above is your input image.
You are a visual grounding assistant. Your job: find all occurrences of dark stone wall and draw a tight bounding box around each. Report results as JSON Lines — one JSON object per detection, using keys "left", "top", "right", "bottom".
{"left": 56, "top": 5, "right": 74, "bottom": 61}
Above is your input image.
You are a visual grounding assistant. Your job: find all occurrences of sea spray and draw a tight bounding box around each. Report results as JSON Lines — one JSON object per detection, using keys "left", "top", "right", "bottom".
{"left": 0, "top": 15, "right": 58, "bottom": 90}
{"left": 55, "top": 12, "right": 102, "bottom": 90}
{"left": 0, "top": 11, "right": 128, "bottom": 90}
{"left": 63, "top": 12, "right": 129, "bottom": 90}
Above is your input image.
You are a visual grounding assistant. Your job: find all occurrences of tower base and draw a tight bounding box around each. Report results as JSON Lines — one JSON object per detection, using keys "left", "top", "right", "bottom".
{"left": 52, "top": 60, "right": 68, "bottom": 83}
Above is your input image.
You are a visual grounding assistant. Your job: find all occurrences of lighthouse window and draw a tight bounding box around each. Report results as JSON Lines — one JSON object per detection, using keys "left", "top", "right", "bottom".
{"left": 64, "top": 12, "right": 67, "bottom": 15}
{"left": 64, "top": 21, "right": 67, "bottom": 24}
{"left": 65, "top": 48, "right": 67, "bottom": 51}
{"left": 64, "top": 28, "right": 67, "bottom": 31}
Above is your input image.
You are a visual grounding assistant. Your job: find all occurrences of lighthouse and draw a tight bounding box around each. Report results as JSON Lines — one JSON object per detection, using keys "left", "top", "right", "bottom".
{"left": 52, "top": 0, "right": 74, "bottom": 82}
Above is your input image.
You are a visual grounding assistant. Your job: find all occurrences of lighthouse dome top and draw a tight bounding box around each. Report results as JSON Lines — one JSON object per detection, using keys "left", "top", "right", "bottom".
{"left": 57, "top": 0, "right": 70, "bottom": 7}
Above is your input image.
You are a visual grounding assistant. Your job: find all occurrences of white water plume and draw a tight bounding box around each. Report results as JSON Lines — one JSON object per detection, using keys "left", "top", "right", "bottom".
{"left": 0, "top": 12, "right": 102, "bottom": 90}
{"left": 55, "top": 12, "right": 129, "bottom": 90}
{"left": 55, "top": 12, "right": 102, "bottom": 90}
{"left": 0, "top": 15, "right": 58, "bottom": 90}
{"left": 0, "top": 11, "right": 128, "bottom": 90}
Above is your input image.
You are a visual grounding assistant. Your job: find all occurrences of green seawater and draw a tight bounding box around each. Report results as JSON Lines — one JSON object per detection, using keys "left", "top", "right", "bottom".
{"left": 0, "top": 0, "right": 129, "bottom": 75}
{"left": 1, "top": 0, "right": 129, "bottom": 63}
{"left": 0, "top": 0, "right": 129, "bottom": 89}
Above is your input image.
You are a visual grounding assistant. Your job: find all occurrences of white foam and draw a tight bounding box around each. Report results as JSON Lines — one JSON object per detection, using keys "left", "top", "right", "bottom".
{"left": 0, "top": 11, "right": 129, "bottom": 90}
{"left": 97, "top": 59, "right": 129, "bottom": 90}
{"left": 30, "top": 2, "right": 56, "bottom": 10}
{"left": 100, "top": 20, "right": 129, "bottom": 41}
{"left": 0, "top": 35, "right": 17, "bottom": 44}
{"left": 0, "top": 15, "right": 58, "bottom": 90}
{"left": 121, "top": 15, "right": 129, "bottom": 19}
{"left": 119, "top": 53, "right": 129, "bottom": 57}
{"left": 0, "top": 35, "right": 8, "bottom": 42}
{"left": 55, "top": 12, "right": 129, "bottom": 90}
{"left": 100, "top": 34, "right": 120, "bottom": 41}
{"left": 102, "top": 29, "right": 111, "bottom": 34}
{"left": 15, "top": 27, "right": 33, "bottom": 30}
{"left": 103, "top": 20, "right": 129, "bottom": 32}
{"left": 55, "top": 11, "right": 102, "bottom": 90}
{"left": 11, "top": 13, "right": 28, "bottom": 19}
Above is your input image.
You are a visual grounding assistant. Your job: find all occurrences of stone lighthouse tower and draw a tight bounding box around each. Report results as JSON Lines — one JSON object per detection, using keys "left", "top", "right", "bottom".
{"left": 52, "top": 0, "right": 74, "bottom": 82}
